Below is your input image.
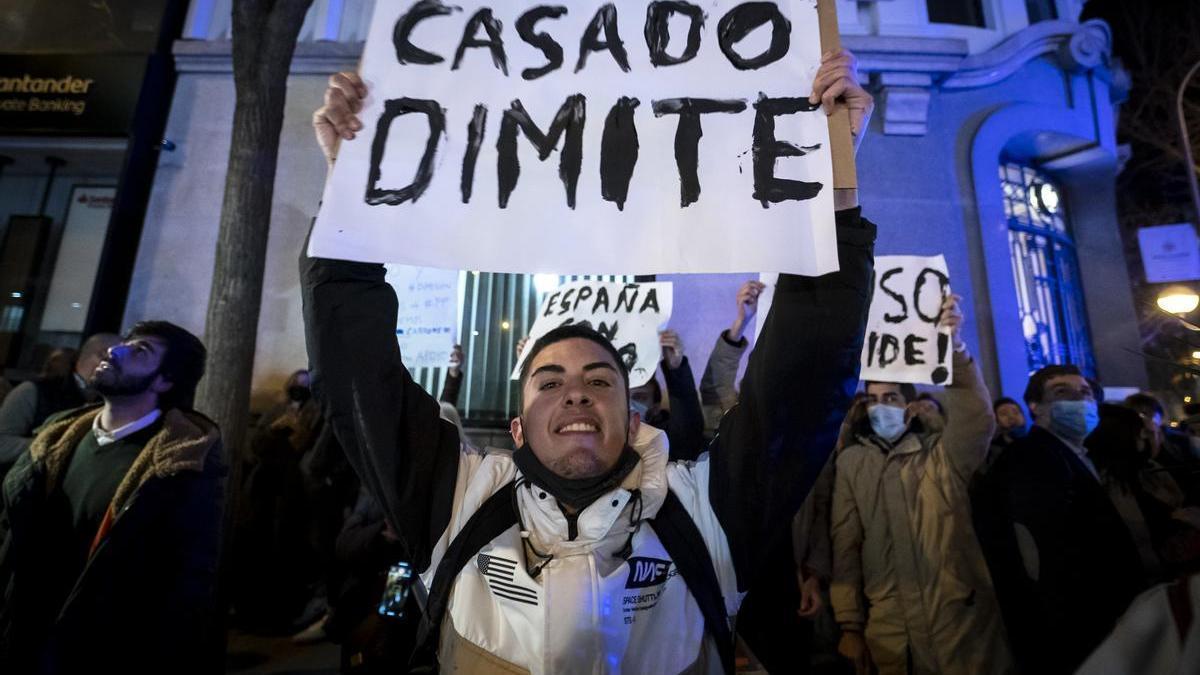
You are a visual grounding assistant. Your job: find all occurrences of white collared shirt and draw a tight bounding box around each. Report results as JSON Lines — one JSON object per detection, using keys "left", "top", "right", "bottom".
{"left": 93, "top": 408, "right": 163, "bottom": 446}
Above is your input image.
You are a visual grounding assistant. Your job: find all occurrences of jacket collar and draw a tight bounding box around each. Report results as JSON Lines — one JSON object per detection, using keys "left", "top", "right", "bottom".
{"left": 30, "top": 404, "right": 221, "bottom": 512}
{"left": 516, "top": 422, "right": 669, "bottom": 553}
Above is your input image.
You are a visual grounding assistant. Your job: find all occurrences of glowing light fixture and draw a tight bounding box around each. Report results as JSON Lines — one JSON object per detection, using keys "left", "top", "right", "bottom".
{"left": 1157, "top": 286, "right": 1200, "bottom": 314}
{"left": 533, "top": 273, "right": 559, "bottom": 295}
{"left": 1035, "top": 182, "right": 1060, "bottom": 214}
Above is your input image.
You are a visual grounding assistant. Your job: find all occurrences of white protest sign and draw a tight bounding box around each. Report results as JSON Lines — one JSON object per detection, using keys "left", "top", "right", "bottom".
{"left": 310, "top": 0, "right": 836, "bottom": 276}
{"left": 386, "top": 264, "right": 460, "bottom": 369}
{"left": 860, "top": 256, "right": 953, "bottom": 386}
{"left": 1137, "top": 223, "right": 1200, "bottom": 283}
{"left": 512, "top": 280, "right": 673, "bottom": 387}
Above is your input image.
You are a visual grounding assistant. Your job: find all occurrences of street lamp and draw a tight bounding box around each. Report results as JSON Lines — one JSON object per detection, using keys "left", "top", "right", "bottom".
{"left": 1158, "top": 285, "right": 1200, "bottom": 314}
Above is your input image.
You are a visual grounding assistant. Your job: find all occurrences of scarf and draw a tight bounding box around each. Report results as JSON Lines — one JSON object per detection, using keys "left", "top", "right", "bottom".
{"left": 512, "top": 444, "right": 641, "bottom": 511}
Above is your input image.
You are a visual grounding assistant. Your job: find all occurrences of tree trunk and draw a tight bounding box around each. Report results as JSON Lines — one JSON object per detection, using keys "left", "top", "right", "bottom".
{"left": 197, "top": 0, "right": 312, "bottom": 460}
{"left": 194, "top": 1, "right": 311, "bottom": 668}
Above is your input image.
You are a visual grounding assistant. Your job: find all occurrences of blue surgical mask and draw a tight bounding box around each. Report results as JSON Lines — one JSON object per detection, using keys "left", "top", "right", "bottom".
{"left": 868, "top": 404, "right": 908, "bottom": 443}
{"left": 1048, "top": 400, "right": 1099, "bottom": 443}
{"left": 630, "top": 399, "right": 650, "bottom": 418}
{"left": 1007, "top": 424, "right": 1029, "bottom": 439}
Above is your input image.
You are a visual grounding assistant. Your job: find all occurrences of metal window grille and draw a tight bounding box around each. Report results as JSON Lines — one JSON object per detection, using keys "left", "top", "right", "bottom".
{"left": 1000, "top": 162, "right": 1095, "bottom": 377}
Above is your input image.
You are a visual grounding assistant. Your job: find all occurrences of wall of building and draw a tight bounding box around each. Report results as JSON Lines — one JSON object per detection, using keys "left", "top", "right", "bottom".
{"left": 127, "top": 2, "right": 1144, "bottom": 414}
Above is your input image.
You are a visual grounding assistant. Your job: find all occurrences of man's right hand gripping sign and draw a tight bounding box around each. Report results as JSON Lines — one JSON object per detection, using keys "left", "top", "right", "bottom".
{"left": 303, "top": 50, "right": 876, "bottom": 675}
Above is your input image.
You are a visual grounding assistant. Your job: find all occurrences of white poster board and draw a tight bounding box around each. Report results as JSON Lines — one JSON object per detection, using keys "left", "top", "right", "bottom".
{"left": 1138, "top": 223, "right": 1200, "bottom": 283}
{"left": 386, "top": 264, "right": 461, "bottom": 370}
{"left": 310, "top": 0, "right": 836, "bottom": 276}
{"left": 860, "top": 255, "right": 953, "bottom": 386}
{"left": 40, "top": 186, "right": 115, "bottom": 332}
{"left": 512, "top": 279, "right": 673, "bottom": 387}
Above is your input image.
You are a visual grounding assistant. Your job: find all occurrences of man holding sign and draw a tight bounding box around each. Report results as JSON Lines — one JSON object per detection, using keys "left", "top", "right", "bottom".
{"left": 305, "top": 30, "right": 874, "bottom": 675}
{"left": 830, "top": 295, "right": 1013, "bottom": 675}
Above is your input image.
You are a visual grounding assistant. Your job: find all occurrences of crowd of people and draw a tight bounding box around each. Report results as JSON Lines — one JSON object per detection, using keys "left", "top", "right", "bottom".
{"left": 0, "top": 48, "right": 1198, "bottom": 675}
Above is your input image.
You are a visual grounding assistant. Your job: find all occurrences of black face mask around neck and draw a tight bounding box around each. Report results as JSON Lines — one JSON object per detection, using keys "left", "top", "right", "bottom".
{"left": 512, "top": 444, "right": 641, "bottom": 512}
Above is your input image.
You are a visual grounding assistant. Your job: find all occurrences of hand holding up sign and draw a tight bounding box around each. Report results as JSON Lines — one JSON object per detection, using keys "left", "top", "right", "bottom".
{"left": 448, "top": 344, "right": 464, "bottom": 377}
{"left": 313, "top": 71, "right": 367, "bottom": 165}
{"left": 730, "top": 280, "right": 767, "bottom": 341}
{"left": 809, "top": 49, "right": 875, "bottom": 154}
{"left": 938, "top": 294, "right": 965, "bottom": 352}
{"left": 660, "top": 330, "right": 685, "bottom": 371}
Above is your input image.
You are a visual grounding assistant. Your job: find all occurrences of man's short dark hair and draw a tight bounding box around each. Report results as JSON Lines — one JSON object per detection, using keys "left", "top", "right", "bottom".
{"left": 864, "top": 381, "right": 917, "bottom": 403}
{"left": 1023, "top": 364, "right": 1089, "bottom": 407}
{"left": 1124, "top": 392, "right": 1164, "bottom": 419}
{"left": 518, "top": 324, "right": 630, "bottom": 402}
{"left": 124, "top": 320, "right": 207, "bottom": 411}
{"left": 993, "top": 396, "right": 1024, "bottom": 415}
{"left": 915, "top": 391, "right": 943, "bottom": 413}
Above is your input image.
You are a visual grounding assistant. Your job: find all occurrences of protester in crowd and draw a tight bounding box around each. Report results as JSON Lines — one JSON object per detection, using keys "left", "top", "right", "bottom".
{"left": 0, "top": 321, "right": 222, "bottom": 673}
{"left": 0, "top": 333, "right": 119, "bottom": 475}
{"left": 439, "top": 343, "right": 465, "bottom": 407}
{"left": 522, "top": 330, "right": 705, "bottom": 462}
{"left": 1126, "top": 392, "right": 1200, "bottom": 505}
{"left": 630, "top": 330, "right": 705, "bottom": 461}
{"left": 830, "top": 294, "right": 1012, "bottom": 675}
{"left": 39, "top": 348, "right": 78, "bottom": 380}
{"left": 988, "top": 396, "right": 1027, "bottom": 461}
{"left": 233, "top": 369, "right": 326, "bottom": 633}
{"left": 700, "top": 280, "right": 766, "bottom": 433}
{"left": 327, "top": 487, "right": 417, "bottom": 673}
{"left": 1086, "top": 403, "right": 1200, "bottom": 583}
{"left": 974, "top": 364, "right": 1146, "bottom": 674}
{"left": 305, "top": 49, "right": 875, "bottom": 673}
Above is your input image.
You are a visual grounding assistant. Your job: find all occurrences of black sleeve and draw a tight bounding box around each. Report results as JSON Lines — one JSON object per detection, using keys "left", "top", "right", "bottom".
{"left": 708, "top": 208, "right": 875, "bottom": 591}
{"left": 439, "top": 370, "right": 463, "bottom": 406}
{"left": 300, "top": 241, "right": 460, "bottom": 573}
{"left": 661, "top": 357, "right": 706, "bottom": 462}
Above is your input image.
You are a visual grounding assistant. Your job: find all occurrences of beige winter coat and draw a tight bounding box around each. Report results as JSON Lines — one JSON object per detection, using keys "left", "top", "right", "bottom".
{"left": 830, "top": 350, "right": 1013, "bottom": 675}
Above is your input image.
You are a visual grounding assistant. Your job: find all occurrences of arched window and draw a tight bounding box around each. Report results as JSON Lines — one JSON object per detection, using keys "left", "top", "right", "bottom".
{"left": 1000, "top": 161, "right": 1095, "bottom": 376}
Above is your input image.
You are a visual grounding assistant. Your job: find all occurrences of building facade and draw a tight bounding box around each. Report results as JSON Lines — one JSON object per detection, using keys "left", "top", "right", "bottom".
{"left": 116, "top": 0, "right": 1142, "bottom": 416}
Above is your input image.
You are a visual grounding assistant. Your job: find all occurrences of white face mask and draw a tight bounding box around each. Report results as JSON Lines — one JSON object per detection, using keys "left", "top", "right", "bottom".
{"left": 868, "top": 404, "right": 908, "bottom": 443}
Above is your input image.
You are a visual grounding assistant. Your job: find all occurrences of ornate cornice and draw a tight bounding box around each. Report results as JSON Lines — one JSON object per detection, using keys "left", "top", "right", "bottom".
{"left": 942, "top": 19, "right": 1112, "bottom": 89}
{"left": 845, "top": 19, "right": 1117, "bottom": 136}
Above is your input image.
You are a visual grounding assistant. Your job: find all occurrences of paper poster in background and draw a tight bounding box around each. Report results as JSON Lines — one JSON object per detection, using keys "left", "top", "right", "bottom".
{"left": 1137, "top": 223, "right": 1200, "bottom": 283}
{"left": 512, "top": 280, "right": 673, "bottom": 388}
{"left": 311, "top": 0, "right": 836, "bottom": 276}
{"left": 860, "top": 255, "right": 953, "bottom": 386}
{"left": 40, "top": 186, "right": 116, "bottom": 332}
{"left": 386, "top": 264, "right": 460, "bottom": 370}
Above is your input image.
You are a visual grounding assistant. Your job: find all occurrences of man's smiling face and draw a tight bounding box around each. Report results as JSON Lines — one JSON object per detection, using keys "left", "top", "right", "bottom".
{"left": 511, "top": 337, "right": 638, "bottom": 479}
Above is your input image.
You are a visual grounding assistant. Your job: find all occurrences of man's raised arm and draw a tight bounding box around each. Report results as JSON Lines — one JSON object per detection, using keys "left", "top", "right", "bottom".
{"left": 707, "top": 50, "right": 875, "bottom": 589}
{"left": 709, "top": 208, "right": 874, "bottom": 589}
{"left": 301, "top": 72, "right": 460, "bottom": 571}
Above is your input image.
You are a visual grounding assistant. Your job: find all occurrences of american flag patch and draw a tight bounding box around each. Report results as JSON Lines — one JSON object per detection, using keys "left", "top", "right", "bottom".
{"left": 477, "top": 553, "right": 538, "bottom": 606}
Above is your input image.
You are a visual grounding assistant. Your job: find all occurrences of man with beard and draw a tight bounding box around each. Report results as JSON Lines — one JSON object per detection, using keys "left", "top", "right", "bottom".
{"left": 0, "top": 321, "right": 224, "bottom": 674}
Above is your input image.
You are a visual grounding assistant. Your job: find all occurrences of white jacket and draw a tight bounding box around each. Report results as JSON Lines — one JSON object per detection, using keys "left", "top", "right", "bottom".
{"left": 424, "top": 424, "right": 740, "bottom": 675}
